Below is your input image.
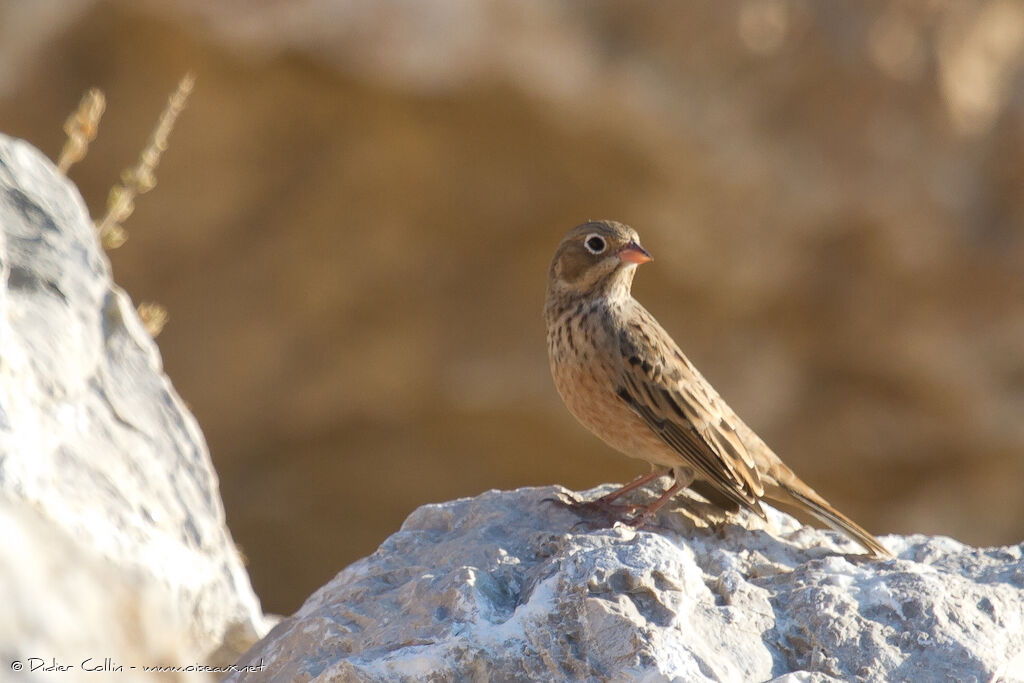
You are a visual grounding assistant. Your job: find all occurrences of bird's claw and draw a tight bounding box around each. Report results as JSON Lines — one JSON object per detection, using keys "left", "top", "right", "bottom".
{"left": 624, "top": 510, "right": 656, "bottom": 528}
{"left": 541, "top": 492, "right": 584, "bottom": 508}
{"left": 545, "top": 490, "right": 650, "bottom": 529}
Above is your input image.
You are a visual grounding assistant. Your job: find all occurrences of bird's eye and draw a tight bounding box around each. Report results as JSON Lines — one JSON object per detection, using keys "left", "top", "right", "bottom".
{"left": 584, "top": 234, "right": 606, "bottom": 254}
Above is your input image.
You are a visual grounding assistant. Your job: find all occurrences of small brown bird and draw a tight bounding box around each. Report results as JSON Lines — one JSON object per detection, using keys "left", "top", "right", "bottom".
{"left": 545, "top": 220, "right": 891, "bottom": 557}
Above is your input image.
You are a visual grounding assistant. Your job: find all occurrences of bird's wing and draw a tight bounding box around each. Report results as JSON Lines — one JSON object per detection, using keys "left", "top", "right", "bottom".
{"left": 613, "top": 306, "right": 766, "bottom": 517}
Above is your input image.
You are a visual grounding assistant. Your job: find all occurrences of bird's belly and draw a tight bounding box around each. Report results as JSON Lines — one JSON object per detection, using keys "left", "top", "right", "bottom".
{"left": 552, "top": 360, "right": 682, "bottom": 469}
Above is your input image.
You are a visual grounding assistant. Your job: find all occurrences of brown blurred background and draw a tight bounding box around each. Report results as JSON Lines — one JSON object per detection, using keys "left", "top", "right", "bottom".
{"left": 2, "top": 0, "right": 1022, "bottom": 615}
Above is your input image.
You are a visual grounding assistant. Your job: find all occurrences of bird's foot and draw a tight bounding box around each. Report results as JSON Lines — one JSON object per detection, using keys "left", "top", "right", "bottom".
{"left": 544, "top": 491, "right": 641, "bottom": 513}
{"left": 624, "top": 509, "right": 656, "bottom": 528}
{"left": 543, "top": 490, "right": 641, "bottom": 525}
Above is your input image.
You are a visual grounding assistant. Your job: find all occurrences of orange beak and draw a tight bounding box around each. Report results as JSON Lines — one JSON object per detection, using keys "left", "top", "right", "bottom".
{"left": 618, "top": 241, "right": 653, "bottom": 265}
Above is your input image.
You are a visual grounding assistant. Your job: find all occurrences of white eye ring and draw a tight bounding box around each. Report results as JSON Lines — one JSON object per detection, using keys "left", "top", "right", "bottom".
{"left": 584, "top": 234, "right": 607, "bottom": 254}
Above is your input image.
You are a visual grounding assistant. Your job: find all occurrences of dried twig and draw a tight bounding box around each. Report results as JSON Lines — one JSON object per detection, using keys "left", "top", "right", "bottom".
{"left": 137, "top": 302, "right": 170, "bottom": 338}
{"left": 57, "top": 89, "right": 106, "bottom": 174}
{"left": 95, "top": 72, "right": 195, "bottom": 249}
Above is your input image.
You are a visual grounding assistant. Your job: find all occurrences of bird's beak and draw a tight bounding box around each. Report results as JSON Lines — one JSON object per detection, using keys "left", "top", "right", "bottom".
{"left": 618, "top": 241, "right": 653, "bottom": 265}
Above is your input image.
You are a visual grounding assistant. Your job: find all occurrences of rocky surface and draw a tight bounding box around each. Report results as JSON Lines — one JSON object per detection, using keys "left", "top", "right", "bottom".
{"left": 2, "top": 1, "right": 1023, "bottom": 615}
{"left": 232, "top": 484, "right": 1024, "bottom": 682}
{"left": 0, "top": 134, "right": 268, "bottom": 678}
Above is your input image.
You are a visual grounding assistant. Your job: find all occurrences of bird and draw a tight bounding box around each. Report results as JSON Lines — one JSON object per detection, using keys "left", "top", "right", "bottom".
{"left": 544, "top": 219, "right": 891, "bottom": 558}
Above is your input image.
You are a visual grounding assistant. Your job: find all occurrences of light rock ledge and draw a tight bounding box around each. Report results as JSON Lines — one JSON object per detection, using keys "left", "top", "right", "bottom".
{"left": 232, "top": 484, "right": 1024, "bottom": 682}
{"left": 0, "top": 134, "right": 269, "bottom": 679}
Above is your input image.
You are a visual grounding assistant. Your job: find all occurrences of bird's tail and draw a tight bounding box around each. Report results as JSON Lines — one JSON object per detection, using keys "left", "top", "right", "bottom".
{"left": 767, "top": 484, "right": 893, "bottom": 558}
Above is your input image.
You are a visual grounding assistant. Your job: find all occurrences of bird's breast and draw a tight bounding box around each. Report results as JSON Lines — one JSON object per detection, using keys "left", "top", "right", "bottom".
{"left": 546, "top": 304, "right": 682, "bottom": 468}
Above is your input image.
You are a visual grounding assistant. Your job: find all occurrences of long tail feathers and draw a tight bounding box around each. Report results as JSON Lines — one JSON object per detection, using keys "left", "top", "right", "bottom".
{"left": 779, "top": 487, "right": 893, "bottom": 558}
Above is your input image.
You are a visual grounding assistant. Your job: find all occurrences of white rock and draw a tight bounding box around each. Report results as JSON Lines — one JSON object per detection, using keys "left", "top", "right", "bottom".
{"left": 0, "top": 134, "right": 269, "bottom": 679}
{"left": 231, "top": 485, "right": 1024, "bottom": 682}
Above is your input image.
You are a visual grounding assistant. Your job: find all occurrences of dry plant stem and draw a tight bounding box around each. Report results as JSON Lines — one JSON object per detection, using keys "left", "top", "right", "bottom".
{"left": 137, "top": 302, "right": 169, "bottom": 338}
{"left": 57, "top": 89, "right": 106, "bottom": 174}
{"left": 95, "top": 72, "right": 196, "bottom": 249}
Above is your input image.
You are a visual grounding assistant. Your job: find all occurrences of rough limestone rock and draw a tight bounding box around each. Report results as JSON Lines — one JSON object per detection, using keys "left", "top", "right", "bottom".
{"left": 0, "top": 134, "right": 269, "bottom": 678}
{"left": 232, "top": 485, "right": 1024, "bottom": 682}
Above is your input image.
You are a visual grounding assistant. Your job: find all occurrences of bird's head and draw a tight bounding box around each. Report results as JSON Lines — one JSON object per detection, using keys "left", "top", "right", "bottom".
{"left": 546, "top": 220, "right": 652, "bottom": 301}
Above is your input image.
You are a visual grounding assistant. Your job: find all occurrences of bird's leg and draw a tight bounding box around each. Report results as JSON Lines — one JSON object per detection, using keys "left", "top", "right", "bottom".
{"left": 545, "top": 467, "right": 671, "bottom": 524}
{"left": 592, "top": 467, "right": 670, "bottom": 507}
{"left": 626, "top": 479, "right": 683, "bottom": 527}
{"left": 627, "top": 467, "right": 694, "bottom": 528}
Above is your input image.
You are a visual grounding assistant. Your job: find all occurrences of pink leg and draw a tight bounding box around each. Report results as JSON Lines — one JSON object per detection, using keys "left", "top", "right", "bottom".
{"left": 627, "top": 478, "right": 685, "bottom": 527}
{"left": 594, "top": 467, "right": 670, "bottom": 505}
{"left": 545, "top": 467, "right": 671, "bottom": 521}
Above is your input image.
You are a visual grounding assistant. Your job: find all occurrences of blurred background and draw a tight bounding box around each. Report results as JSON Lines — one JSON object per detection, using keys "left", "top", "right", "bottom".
{"left": 1, "top": 0, "right": 1022, "bottom": 615}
